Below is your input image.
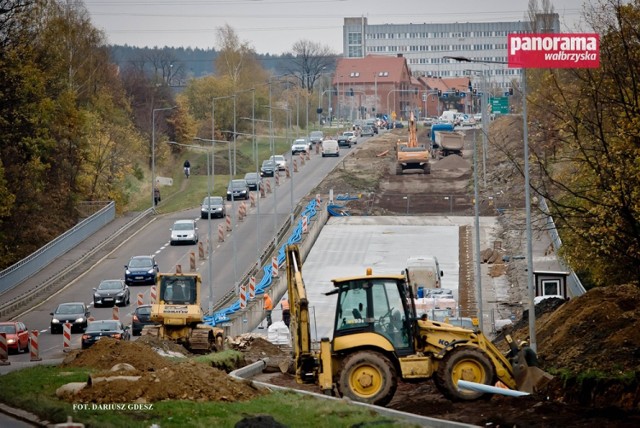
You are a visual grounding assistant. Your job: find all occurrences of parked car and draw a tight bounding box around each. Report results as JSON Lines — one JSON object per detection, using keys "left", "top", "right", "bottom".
{"left": 81, "top": 320, "right": 130, "bottom": 349}
{"left": 269, "top": 155, "right": 287, "bottom": 171}
{"left": 201, "top": 196, "right": 226, "bottom": 219}
{"left": 50, "top": 302, "right": 90, "bottom": 334}
{"left": 93, "top": 279, "right": 130, "bottom": 307}
{"left": 124, "top": 255, "right": 159, "bottom": 286}
{"left": 170, "top": 219, "right": 199, "bottom": 245}
{"left": 0, "top": 321, "right": 29, "bottom": 353}
{"left": 387, "top": 121, "right": 404, "bottom": 129}
{"left": 260, "top": 160, "right": 277, "bottom": 177}
{"left": 309, "top": 130, "right": 324, "bottom": 145}
{"left": 131, "top": 304, "right": 156, "bottom": 336}
{"left": 291, "top": 138, "right": 311, "bottom": 154}
{"left": 321, "top": 139, "right": 340, "bottom": 157}
{"left": 226, "top": 179, "right": 250, "bottom": 201}
{"left": 243, "top": 172, "right": 262, "bottom": 191}
{"left": 337, "top": 133, "right": 352, "bottom": 148}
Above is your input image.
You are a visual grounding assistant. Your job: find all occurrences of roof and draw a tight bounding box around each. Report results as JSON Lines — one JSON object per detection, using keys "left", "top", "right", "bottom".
{"left": 334, "top": 55, "right": 411, "bottom": 85}
{"left": 421, "top": 76, "right": 470, "bottom": 92}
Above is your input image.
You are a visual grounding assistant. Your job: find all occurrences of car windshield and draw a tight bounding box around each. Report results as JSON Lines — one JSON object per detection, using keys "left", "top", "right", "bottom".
{"left": 173, "top": 222, "right": 194, "bottom": 231}
{"left": 229, "top": 180, "right": 246, "bottom": 189}
{"left": 310, "top": 131, "right": 323, "bottom": 138}
{"left": 129, "top": 258, "right": 152, "bottom": 268}
{"left": 136, "top": 307, "right": 151, "bottom": 316}
{"left": 0, "top": 325, "right": 16, "bottom": 334}
{"left": 262, "top": 161, "right": 275, "bottom": 167}
{"left": 244, "top": 173, "right": 258, "bottom": 181}
{"left": 98, "top": 281, "right": 123, "bottom": 290}
{"left": 203, "top": 196, "right": 223, "bottom": 206}
{"left": 86, "top": 321, "right": 119, "bottom": 332}
{"left": 57, "top": 304, "right": 83, "bottom": 314}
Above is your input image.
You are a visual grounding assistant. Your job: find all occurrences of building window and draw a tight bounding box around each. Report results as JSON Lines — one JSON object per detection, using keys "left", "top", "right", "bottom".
{"left": 542, "top": 279, "right": 561, "bottom": 296}
{"left": 348, "top": 32, "right": 362, "bottom": 45}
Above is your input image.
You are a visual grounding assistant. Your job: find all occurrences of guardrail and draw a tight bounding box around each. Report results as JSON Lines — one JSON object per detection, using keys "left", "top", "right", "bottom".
{"left": 0, "top": 202, "right": 116, "bottom": 296}
{"left": 0, "top": 208, "right": 153, "bottom": 319}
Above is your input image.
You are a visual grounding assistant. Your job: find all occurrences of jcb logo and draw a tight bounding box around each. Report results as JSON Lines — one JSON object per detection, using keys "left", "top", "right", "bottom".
{"left": 439, "top": 339, "right": 451, "bottom": 346}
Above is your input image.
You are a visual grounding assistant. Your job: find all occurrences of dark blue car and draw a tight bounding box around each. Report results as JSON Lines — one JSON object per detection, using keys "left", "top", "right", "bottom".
{"left": 124, "top": 255, "right": 159, "bottom": 286}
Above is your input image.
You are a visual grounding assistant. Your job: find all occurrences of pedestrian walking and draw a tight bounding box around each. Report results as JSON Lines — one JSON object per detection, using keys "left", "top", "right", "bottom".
{"left": 154, "top": 186, "right": 161, "bottom": 206}
{"left": 263, "top": 293, "right": 273, "bottom": 327}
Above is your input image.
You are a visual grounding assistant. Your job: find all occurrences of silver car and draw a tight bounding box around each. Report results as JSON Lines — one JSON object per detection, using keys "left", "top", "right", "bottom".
{"left": 201, "top": 196, "right": 226, "bottom": 219}
{"left": 170, "top": 219, "right": 198, "bottom": 245}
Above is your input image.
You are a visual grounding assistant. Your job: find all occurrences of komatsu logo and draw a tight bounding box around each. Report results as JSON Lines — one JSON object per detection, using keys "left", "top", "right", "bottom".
{"left": 164, "top": 305, "right": 188, "bottom": 314}
{"left": 508, "top": 33, "right": 600, "bottom": 69}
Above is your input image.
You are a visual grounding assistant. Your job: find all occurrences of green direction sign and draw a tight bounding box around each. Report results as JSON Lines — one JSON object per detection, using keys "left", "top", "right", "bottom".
{"left": 489, "top": 97, "right": 510, "bottom": 115}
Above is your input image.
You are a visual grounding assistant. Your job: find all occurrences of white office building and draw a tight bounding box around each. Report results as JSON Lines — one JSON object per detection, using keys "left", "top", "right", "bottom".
{"left": 342, "top": 15, "right": 560, "bottom": 92}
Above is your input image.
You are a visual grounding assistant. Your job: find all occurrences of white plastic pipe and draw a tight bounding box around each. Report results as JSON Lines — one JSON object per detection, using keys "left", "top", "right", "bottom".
{"left": 457, "top": 379, "right": 530, "bottom": 397}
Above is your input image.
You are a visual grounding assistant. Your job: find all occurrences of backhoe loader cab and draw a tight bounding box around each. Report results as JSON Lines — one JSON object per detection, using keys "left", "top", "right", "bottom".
{"left": 285, "top": 244, "right": 552, "bottom": 407}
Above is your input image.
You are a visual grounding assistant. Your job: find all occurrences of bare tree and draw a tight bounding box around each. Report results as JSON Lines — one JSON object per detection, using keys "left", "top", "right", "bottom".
{"left": 284, "top": 40, "right": 336, "bottom": 92}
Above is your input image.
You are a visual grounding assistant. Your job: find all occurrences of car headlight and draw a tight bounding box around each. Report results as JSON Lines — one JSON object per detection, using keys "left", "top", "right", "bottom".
{"left": 147, "top": 269, "right": 155, "bottom": 274}
{"left": 117, "top": 292, "right": 124, "bottom": 296}
{"left": 52, "top": 319, "right": 60, "bottom": 323}
{"left": 76, "top": 317, "right": 85, "bottom": 323}
{"left": 94, "top": 294, "right": 100, "bottom": 298}
{"left": 125, "top": 269, "right": 131, "bottom": 275}
{"left": 7, "top": 338, "right": 15, "bottom": 344}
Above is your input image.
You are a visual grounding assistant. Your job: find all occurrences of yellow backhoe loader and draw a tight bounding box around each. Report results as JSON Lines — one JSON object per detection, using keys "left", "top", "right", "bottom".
{"left": 285, "top": 244, "right": 552, "bottom": 405}
{"left": 142, "top": 273, "right": 224, "bottom": 353}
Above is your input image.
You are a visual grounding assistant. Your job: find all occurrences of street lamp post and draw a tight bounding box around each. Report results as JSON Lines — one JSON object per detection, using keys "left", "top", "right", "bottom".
{"left": 445, "top": 55, "right": 535, "bottom": 350}
{"left": 151, "top": 106, "right": 176, "bottom": 210}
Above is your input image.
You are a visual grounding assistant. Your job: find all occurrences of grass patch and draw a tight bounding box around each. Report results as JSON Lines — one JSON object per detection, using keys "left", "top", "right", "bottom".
{"left": 0, "top": 365, "right": 419, "bottom": 427}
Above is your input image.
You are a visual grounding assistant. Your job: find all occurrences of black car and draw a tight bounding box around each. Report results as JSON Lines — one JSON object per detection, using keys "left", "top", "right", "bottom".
{"left": 260, "top": 160, "right": 277, "bottom": 177}
{"left": 81, "top": 320, "right": 130, "bottom": 349}
{"left": 243, "top": 172, "right": 262, "bottom": 191}
{"left": 50, "top": 302, "right": 90, "bottom": 334}
{"left": 93, "top": 279, "right": 130, "bottom": 307}
{"left": 131, "top": 304, "right": 157, "bottom": 336}
{"left": 226, "top": 179, "right": 250, "bottom": 201}
{"left": 124, "top": 255, "right": 159, "bottom": 286}
{"left": 337, "top": 134, "right": 352, "bottom": 148}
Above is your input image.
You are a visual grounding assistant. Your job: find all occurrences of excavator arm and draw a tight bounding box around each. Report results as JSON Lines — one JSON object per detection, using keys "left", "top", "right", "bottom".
{"left": 408, "top": 111, "right": 418, "bottom": 147}
{"left": 285, "top": 245, "right": 317, "bottom": 383}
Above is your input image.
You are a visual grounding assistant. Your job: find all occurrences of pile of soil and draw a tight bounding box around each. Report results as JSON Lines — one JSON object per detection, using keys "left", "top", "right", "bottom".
{"left": 63, "top": 339, "right": 266, "bottom": 404}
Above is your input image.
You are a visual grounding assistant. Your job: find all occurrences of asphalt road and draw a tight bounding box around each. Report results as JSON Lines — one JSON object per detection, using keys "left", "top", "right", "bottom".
{"left": 1, "top": 140, "right": 365, "bottom": 363}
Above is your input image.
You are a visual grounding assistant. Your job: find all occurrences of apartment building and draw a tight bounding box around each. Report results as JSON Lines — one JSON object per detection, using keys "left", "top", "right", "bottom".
{"left": 342, "top": 14, "right": 560, "bottom": 92}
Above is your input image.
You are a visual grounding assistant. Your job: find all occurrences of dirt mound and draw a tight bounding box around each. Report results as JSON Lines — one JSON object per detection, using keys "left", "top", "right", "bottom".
{"left": 63, "top": 338, "right": 266, "bottom": 403}
{"left": 74, "top": 359, "right": 265, "bottom": 403}
{"left": 229, "top": 334, "right": 292, "bottom": 373}
{"left": 431, "top": 154, "right": 470, "bottom": 170}
{"left": 63, "top": 339, "right": 172, "bottom": 371}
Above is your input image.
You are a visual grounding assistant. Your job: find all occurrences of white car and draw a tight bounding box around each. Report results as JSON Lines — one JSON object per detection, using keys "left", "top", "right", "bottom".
{"left": 342, "top": 131, "right": 357, "bottom": 144}
{"left": 170, "top": 219, "right": 198, "bottom": 245}
{"left": 269, "top": 155, "right": 288, "bottom": 171}
{"left": 291, "top": 138, "right": 311, "bottom": 155}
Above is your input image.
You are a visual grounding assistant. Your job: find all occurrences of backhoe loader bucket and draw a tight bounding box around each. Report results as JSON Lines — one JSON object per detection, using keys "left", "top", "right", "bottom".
{"left": 506, "top": 335, "right": 554, "bottom": 393}
{"left": 511, "top": 348, "right": 554, "bottom": 393}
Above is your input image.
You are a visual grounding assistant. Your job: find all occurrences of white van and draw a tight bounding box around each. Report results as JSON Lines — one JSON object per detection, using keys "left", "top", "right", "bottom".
{"left": 405, "top": 256, "right": 444, "bottom": 294}
{"left": 321, "top": 139, "right": 339, "bottom": 157}
{"left": 438, "top": 110, "right": 462, "bottom": 124}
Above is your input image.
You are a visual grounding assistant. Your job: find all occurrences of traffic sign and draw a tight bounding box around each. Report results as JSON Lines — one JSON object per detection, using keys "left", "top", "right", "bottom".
{"left": 489, "top": 97, "right": 510, "bottom": 115}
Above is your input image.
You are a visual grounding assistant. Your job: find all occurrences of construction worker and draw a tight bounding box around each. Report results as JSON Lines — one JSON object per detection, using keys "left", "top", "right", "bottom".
{"left": 281, "top": 299, "right": 290, "bottom": 328}
{"left": 263, "top": 293, "right": 273, "bottom": 327}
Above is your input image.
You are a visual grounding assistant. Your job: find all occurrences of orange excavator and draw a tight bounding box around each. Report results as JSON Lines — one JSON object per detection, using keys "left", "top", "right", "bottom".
{"left": 395, "top": 112, "right": 430, "bottom": 174}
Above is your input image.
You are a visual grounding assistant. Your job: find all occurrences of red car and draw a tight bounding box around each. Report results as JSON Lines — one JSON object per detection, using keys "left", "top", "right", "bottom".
{"left": 0, "top": 321, "right": 30, "bottom": 354}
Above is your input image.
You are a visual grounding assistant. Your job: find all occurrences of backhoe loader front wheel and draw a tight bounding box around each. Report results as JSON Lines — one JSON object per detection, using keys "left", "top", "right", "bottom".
{"left": 338, "top": 351, "right": 397, "bottom": 406}
{"left": 434, "top": 347, "right": 495, "bottom": 401}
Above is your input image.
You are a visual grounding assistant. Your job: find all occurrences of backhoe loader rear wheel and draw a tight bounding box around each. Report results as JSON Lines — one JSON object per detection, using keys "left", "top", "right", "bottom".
{"left": 434, "top": 347, "right": 495, "bottom": 401}
{"left": 338, "top": 351, "right": 397, "bottom": 406}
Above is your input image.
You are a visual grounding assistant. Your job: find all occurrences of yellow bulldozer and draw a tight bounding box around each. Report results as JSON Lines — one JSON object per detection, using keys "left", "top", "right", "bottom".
{"left": 285, "top": 244, "right": 551, "bottom": 405}
{"left": 142, "top": 272, "right": 224, "bottom": 353}
{"left": 395, "top": 111, "right": 431, "bottom": 175}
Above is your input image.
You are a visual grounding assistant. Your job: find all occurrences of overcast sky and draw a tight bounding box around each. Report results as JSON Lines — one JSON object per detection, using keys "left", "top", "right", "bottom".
{"left": 83, "top": 0, "right": 589, "bottom": 55}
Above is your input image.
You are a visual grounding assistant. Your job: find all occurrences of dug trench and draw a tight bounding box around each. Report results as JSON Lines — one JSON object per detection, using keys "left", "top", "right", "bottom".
{"left": 55, "top": 122, "right": 640, "bottom": 426}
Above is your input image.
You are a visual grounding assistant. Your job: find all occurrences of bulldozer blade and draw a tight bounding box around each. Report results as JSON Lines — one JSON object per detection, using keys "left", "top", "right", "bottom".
{"left": 516, "top": 366, "right": 554, "bottom": 393}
